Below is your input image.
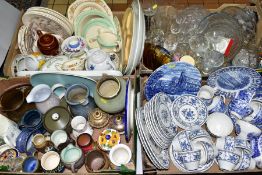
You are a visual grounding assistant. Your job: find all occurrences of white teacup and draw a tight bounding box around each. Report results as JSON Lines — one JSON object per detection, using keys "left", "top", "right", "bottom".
{"left": 197, "top": 85, "right": 215, "bottom": 106}
{"left": 177, "top": 150, "right": 201, "bottom": 171}
{"left": 235, "top": 120, "right": 261, "bottom": 140}
{"left": 217, "top": 149, "right": 240, "bottom": 171}
{"left": 85, "top": 48, "right": 116, "bottom": 71}
{"left": 207, "top": 96, "right": 227, "bottom": 114}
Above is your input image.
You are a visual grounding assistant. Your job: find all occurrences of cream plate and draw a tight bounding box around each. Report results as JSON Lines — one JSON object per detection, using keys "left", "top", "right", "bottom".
{"left": 67, "top": 0, "right": 113, "bottom": 24}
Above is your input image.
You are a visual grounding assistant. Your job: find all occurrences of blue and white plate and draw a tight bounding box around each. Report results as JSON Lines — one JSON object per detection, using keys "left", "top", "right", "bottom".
{"left": 207, "top": 66, "right": 262, "bottom": 99}
{"left": 136, "top": 108, "right": 169, "bottom": 169}
{"left": 124, "top": 79, "right": 132, "bottom": 142}
{"left": 144, "top": 62, "right": 201, "bottom": 101}
{"left": 171, "top": 95, "right": 207, "bottom": 129}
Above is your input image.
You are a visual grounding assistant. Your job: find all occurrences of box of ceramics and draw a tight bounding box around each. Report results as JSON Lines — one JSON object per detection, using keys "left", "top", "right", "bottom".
{"left": 0, "top": 74, "right": 137, "bottom": 174}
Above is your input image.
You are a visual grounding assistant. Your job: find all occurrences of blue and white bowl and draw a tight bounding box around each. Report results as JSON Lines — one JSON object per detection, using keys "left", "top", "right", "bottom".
{"left": 216, "top": 136, "right": 235, "bottom": 152}
{"left": 244, "top": 101, "right": 262, "bottom": 126}
{"left": 216, "top": 149, "right": 240, "bottom": 171}
{"left": 234, "top": 150, "right": 256, "bottom": 171}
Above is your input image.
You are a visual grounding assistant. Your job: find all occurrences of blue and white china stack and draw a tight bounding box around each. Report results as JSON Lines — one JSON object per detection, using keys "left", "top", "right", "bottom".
{"left": 137, "top": 63, "right": 262, "bottom": 172}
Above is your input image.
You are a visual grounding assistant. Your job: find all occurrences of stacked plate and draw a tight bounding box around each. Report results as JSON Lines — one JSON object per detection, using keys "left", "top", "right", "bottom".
{"left": 22, "top": 7, "right": 73, "bottom": 39}
{"left": 144, "top": 92, "right": 177, "bottom": 149}
{"left": 136, "top": 107, "right": 170, "bottom": 169}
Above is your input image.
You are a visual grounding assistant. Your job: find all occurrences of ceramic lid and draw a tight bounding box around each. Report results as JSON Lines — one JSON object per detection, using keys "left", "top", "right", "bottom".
{"left": 43, "top": 106, "right": 71, "bottom": 133}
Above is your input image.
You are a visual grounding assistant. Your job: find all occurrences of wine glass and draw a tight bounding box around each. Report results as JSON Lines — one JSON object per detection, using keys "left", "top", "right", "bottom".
{"left": 143, "top": 0, "right": 158, "bottom": 39}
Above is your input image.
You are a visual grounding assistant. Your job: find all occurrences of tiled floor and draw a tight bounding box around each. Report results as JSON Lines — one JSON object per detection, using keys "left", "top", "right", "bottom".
{"left": 46, "top": 0, "right": 250, "bottom": 15}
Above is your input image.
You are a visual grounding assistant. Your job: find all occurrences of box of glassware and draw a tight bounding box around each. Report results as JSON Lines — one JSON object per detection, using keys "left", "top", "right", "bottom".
{"left": 140, "top": 3, "right": 262, "bottom": 76}
{"left": 3, "top": 0, "right": 145, "bottom": 78}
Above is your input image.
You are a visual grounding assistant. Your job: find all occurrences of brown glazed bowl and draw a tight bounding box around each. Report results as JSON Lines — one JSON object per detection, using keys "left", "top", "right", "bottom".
{"left": 85, "top": 149, "right": 110, "bottom": 172}
{"left": 37, "top": 30, "right": 59, "bottom": 56}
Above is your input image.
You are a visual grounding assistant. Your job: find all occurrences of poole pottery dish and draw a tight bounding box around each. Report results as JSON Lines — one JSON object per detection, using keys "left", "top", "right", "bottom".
{"left": 207, "top": 66, "right": 261, "bottom": 99}
{"left": 30, "top": 72, "right": 96, "bottom": 97}
{"left": 98, "top": 129, "right": 120, "bottom": 151}
{"left": 171, "top": 95, "right": 207, "bottom": 129}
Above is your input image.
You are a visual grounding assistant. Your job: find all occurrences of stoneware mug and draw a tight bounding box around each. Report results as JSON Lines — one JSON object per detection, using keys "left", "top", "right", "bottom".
{"left": 41, "top": 151, "right": 65, "bottom": 173}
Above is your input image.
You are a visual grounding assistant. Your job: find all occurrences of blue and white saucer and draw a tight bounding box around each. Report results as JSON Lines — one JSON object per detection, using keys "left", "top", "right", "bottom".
{"left": 171, "top": 95, "right": 207, "bottom": 129}
{"left": 207, "top": 66, "right": 262, "bottom": 99}
{"left": 144, "top": 62, "right": 201, "bottom": 101}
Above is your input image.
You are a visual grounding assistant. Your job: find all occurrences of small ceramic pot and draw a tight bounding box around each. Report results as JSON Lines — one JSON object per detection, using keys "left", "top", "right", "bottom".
{"left": 77, "top": 133, "right": 94, "bottom": 154}
{"left": 16, "top": 130, "right": 41, "bottom": 155}
{"left": 51, "top": 130, "right": 71, "bottom": 151}
{"left": 235, "top": 120, "right": 261, "bottom": 140}
{"left": 43, "top": 106, "right": 72, "bottom": 134}
{"left": 89, "top": 108, "right": 110, "bottom": 128}
{"left": 216, "top": 136, "right": 235, "bottom": 152}
{"left": 32, "top": 134, "right": 47, "bottom": 151}
{"left": 0, "top": 114, "right": 21, "bottom": 148}
{"left": 217, "top": 149, "right": 240, "bottom": 171}
{"left": 207, "top": 96, "right": 227, "bottom": 114}
{"left": 85, "top": 149, "right": 110, "bottom": 172}
{"left": 41, "top": 151, "right": 65, "bottom": 173}
{"left": 60, "top": 144, "right": 85, "bottom": 173}
{"left": 177, "top": 150, "right": 201, "bottom": 171}
{"left": 18, "top": 109, "right": 45, "bottom": 133}
{"left": 37, "top": 30, "right": 59, "bottom": 56}
{"left": 206, "top": 112, "right": 234, "bottom": 137}
{"left": 197, "top": 85, "right": 216, "bottom": 106}
{"left": 109, "top": 144, "right": 132, "bottom": 166}
{"left": 94, "top": 75, "right": 126, "bottom": 114}
{"left": 98, "top": 129, "right": 120, "bottom": 151}
{"left": 85, "top": 48, "right": 116, "bottom": 71}
{"left": 71, "top": 116, "right": 93, "bottom": 139}
{"left": 111, "top": 115, "right": 125, "bottom": 134}
{"left": 65, "top": 84, "right": 96, "bottom": 118}
{"left": 26, "top": 84, "right": 61, "bottom": 114}
{"left": 22, "top": 156, "right": 41, "bottom": 173}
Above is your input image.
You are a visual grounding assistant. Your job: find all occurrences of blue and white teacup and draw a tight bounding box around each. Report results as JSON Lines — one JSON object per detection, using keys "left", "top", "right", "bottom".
{"left": 197, "top": 85, "right": 216, "bottom": 106}
{"left": 235, "top": 137, "right": 252, "bottom": 154}
{"left": 177, "top": 150, "right": 201, "bottom": 171}
{"left": 207, "top": 96, "right": 227, "bottom": 114}
{"left": 233, "top": 150, "right": 256, "bottom": 171}
{"left": 172, "top": 131, "right": 193, "bottom": 152}
{"left": 200, "top": 141, "right": 217, "bottom": 164}
{"left": 250, "top": 134, "right": 262, "bottom": 162}
{"left": 216, "top": 136, "right": 235, "bottom": 152}
{"left": 217, "top": 149, "right": 240, "bottom": 171}
{"left": 235, "top": 120, "right": 261, "bottom": 140}
{"left": 228, "top": 90, "right": 255, "bottom": 119}
{"left": 244, "top": 101, "right": 262, "bottom": 126}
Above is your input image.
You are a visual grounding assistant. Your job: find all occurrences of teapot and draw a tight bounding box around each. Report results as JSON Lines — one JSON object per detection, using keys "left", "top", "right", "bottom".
{"left": 37, "top": 30, "right": 59, "bottom": 56}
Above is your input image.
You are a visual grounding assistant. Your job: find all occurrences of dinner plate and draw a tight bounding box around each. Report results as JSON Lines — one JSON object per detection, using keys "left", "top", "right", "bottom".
{"left": 27, "top": 7, "right": 73, "bottom": 34}
{"left": 135, "top": 108, "right": 162, "bottom": 169}
{"left": 171, "top": 95, "right": 207, "bottom": 129}
{"left": 136, "top": 108, "right": 169, "bottom": 169}
{"left": 22, "top": 10, "right": 72, "bottom": 39}
{"left": 207, "top": 66, "right": 262, "bottom": 99}
{"left": 67, "top": 0, "right": 113, "bottom": 24}
{"left": 18, "top": 25, "right": 27, "bottom": 55}
{"left": 144, "top": 62, "right": 201, "bottom": 101}
{"left": 30, "top": 72, "right": 96, "bottom": 97}
{"left": 124, "top": 79, "right": 132, "bottom": 142}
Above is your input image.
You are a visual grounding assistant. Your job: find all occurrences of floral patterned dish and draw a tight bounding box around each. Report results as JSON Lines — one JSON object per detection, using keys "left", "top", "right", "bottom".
{"left": 98, "top": 129, "right": 120, "bottom": 151}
